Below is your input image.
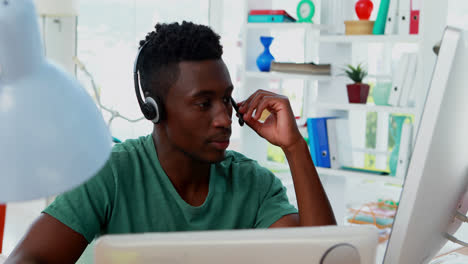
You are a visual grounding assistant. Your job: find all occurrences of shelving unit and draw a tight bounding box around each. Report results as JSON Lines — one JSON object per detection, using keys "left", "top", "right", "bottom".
{"left": 246, "top": 22, "right": 330, "bottom": 31}
{"left": 318, "top": 34, "right": 420, "bottom": 43}
{"left": 246, "top": 23, "right": 420, "bottom": 43}
{"left": 262, "top": 161, "right": 403, "bottom": 185}
{"left": 240, "top": 0, "right": 447, "bottom": 186}
{"left": 244, "top": 71, "right": 332, "bottom": 82}
{"left": 313, "top": 102, "right": 417, "bottom": 115}
{"left": 315, "top": 167, "right": 403, "bottom": 185}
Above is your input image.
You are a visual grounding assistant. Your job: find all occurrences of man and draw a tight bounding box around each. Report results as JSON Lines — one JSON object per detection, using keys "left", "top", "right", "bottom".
{"left": 6, "top": 21, "right": 335, "bottom": 264}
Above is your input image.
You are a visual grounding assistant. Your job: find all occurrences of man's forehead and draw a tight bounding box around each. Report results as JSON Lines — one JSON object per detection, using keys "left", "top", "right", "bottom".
{"left": 171, "top": 60, "right": 233, "bottom": 96}
{"left": 188, "top": 85, "right": 234, "bottom": 97}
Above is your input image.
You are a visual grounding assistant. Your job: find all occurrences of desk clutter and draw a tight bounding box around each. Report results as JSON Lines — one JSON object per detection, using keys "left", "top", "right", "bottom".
{"left": 347, "top": 199, "right": 398, "bottom": 243}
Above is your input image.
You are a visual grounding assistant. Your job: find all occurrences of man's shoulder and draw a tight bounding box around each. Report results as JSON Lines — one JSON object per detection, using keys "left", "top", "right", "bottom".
{"left": 100, "top": 135, "right": 153, "bottom": 175}
{"left": 110, "top": 135, "right": 151, "bottom": 159}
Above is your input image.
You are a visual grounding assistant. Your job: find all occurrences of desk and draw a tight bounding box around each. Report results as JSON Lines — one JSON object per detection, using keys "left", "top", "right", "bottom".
{"left": 435, "top": 246, "right": 468, "bottom": 258}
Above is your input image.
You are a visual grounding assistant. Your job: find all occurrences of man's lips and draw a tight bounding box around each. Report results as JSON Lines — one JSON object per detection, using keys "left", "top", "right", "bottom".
{"left": 209, "top": 140, "right": 230, "bottom": 150}
{"left": 208, "top": 134, "right": 231, "bottom": 150}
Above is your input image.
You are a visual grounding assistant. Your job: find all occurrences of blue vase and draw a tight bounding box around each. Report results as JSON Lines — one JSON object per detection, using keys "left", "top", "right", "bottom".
{"left": 256, "top": 36, "right": 275, "bottom": 72}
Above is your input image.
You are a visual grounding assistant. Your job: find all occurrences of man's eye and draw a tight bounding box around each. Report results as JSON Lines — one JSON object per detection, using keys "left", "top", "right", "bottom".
{"left": 223, "top": 97, "right": 231, "bottom": 105}
{"left": 197, "top": 101, "right": 211, "bottom": 109}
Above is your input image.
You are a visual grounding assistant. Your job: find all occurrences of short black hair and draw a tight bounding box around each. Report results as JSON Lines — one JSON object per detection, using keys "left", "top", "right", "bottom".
{"left": 138, "top": 21, "right": 223, "bottom": 103}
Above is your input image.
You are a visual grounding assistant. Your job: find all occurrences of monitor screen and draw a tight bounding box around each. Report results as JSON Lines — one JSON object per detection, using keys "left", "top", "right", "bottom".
{"left": 384, "top": 26, "right": 468, "bottom": 263}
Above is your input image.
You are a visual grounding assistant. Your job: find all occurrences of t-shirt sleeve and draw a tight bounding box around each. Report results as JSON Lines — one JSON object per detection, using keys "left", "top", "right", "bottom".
{"left": 43, "top": 159, "right": 116, "bottom": 243}
{"left": 254, "top": 167, "right": 298, "bottom": 228}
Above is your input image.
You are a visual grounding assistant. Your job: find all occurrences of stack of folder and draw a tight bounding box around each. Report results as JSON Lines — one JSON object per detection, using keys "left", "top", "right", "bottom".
{"left": 307, "top": 117, "right": 353, "bottom": 169}
{"left": 248, "top": 10, "right": 296, "bottom": 23}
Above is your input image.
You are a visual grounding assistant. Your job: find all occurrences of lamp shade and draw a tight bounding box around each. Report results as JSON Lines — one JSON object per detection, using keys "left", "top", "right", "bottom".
{"left": 0, "top": 0, "right": 111, "bottom": 202}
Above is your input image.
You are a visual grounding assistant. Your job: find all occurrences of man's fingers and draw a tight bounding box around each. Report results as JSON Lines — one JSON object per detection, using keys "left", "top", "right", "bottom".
{"left": 253, "top": 96, "right": 275, "bottom": 121}
{"left": 240, "top": 90, "right": 275, "bottom": 113}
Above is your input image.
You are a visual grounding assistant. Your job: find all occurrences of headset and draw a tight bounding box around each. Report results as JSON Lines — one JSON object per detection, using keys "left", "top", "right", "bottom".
{"left": 133, "top": 41, "right": 163, "bottom": 124}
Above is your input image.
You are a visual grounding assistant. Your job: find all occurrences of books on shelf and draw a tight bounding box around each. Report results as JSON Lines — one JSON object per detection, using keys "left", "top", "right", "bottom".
{"left": 307, "top": 117, "right": 353, "bottom": 169}
{"left": 410, "top": 0, "right": 421, "bottom": 34}
{"left": 270, "top": 61, "right": 331, "bottom": 75}
{"left": 398, "top": 0, "right": 411, "bottom": 35}
{"left": 395, "top": 122, "right": 413, "bottom": 179}
{"left": 399, "top": 53, "right": 418, "bottom": 107}
{"left": 385, "top": 0, "right": 399, "bottom": 35}
{"left": 384, "top": 0, "right": 420, "bottom": 35}
{"left": 388, "top": 53, "right": 408, "bottom": 106}
{"left": 248, "top": 9, "right": 296, "bottom": 23}
{"left": 388, "top": 53, "right": 418, "bottom": 107}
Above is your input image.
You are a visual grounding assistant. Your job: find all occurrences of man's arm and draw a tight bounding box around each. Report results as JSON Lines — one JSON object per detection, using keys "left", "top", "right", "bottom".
{"left": 238, "top": 90, "right": 336, "bottom": 227}
{"left": 5, "top": 213, "right": 88, "bottom": 264}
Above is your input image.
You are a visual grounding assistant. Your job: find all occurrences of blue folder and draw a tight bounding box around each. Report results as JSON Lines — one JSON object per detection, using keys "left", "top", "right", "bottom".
{"left": 306, "top": 118, "right": 318, "bottom": 165}
{"left": 308, "top": 117, "right": 334, "bottom": 168}
{"left": 248, "top": 15, "right": 296, "bottom": 23}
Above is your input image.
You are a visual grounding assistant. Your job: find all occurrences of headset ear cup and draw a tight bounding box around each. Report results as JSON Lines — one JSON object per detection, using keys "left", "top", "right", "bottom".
{"left": 144, "top": 97, "right": 160, "bottom": 123}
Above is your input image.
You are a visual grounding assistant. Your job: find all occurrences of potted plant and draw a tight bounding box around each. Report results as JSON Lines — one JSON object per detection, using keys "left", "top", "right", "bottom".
{"left": 342, "top": 63, "right": 369, "bottom": 104}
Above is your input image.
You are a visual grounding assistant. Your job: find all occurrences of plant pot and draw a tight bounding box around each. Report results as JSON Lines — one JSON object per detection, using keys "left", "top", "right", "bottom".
{"left": 347, "top": 83, "right": 370, "bottom": 104}
{"left": 344, "top": 20, "right": 374, "bottom": 35}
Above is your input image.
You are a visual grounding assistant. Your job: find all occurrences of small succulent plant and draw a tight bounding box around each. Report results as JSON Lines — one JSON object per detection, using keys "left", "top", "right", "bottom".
{"left": 342, "top": 63, "right": 368, "bottom": 83}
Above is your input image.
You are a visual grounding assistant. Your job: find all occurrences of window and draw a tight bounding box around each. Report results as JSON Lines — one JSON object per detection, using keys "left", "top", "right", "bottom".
{"left": 76, "top": 0, "right": 209, "bottom": 141}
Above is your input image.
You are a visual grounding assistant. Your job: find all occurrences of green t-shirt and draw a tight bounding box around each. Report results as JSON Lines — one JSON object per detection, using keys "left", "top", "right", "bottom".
{"left": 44, "top": 135, "right": 297, "bottom": 243}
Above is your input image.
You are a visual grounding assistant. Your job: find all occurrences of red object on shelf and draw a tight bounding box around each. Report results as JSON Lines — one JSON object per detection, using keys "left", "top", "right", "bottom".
{"left": 249, "top": 9, "right": 288, "bottom": 15}
{"left": 0, "top": 204, "right": 5, "bottom": 254}
{"left": 355, "top": 0, "right": 374, "bottom": 20}
{"left": 347, "top": 83, "right": 370, "bottom": 104}
{"left": 410, "top": 10, "right": 420, "bottom": 34}
{"left": 249, "top": 9, "right": 295, "bottom": 21}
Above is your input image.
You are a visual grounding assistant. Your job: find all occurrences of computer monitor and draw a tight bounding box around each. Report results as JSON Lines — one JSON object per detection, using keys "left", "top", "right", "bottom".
{"left": 95, "top": 226, "right": 378, "bottom": 264}
{"left": 384, "top": 26, "right": 468, "bottom": 263}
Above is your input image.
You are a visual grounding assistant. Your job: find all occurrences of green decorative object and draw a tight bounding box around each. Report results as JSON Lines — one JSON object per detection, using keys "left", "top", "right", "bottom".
{"left": 297, "top": 0, "right": 315, "bottom": 23}
{"left": 372, "top": 82, "right": 392, "bottom": 106}
{"left": 372, "top": 0, "right": 390, "bottom": 34}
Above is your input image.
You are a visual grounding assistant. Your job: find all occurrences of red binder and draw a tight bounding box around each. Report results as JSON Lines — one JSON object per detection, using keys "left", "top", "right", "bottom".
{"left": 410, "top": 0, "right": 420, "bottom": 35}
{"left": 410, "top": 10, "right": 420, "bottom": 34}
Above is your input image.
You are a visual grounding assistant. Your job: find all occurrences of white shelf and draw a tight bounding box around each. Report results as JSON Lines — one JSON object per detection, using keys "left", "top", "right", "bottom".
{"left": 244, "top": 71, "right": 332, "bottom": 81}
{"left": 318, "top": 34, "right": 420, "bottom": 43}
{"left": 316, "top": 167, "right": 404, "bottom": 185}
{"left": 246, "top": 22, "right": 331, "bottom": 31}
{"left": 262, "top": 161, "right": 403, "bottom": 186}
{"left": 313, "top": 102, "right": 417, "bottom": 115}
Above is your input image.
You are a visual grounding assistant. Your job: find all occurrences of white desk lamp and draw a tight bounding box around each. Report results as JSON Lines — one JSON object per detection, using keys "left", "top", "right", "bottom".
{"left": 0, "top": 0, "right": 111, "bottom": 202}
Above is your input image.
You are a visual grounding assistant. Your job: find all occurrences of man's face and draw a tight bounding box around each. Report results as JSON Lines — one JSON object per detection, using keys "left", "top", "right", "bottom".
{"left": 161, "top": 59, "right": 233, "bottom": 163}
